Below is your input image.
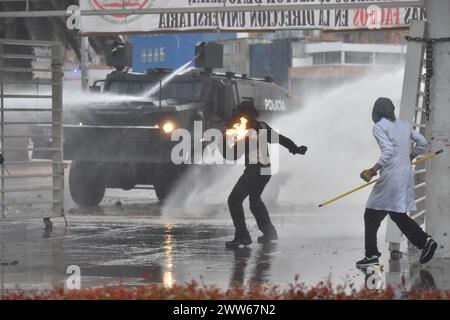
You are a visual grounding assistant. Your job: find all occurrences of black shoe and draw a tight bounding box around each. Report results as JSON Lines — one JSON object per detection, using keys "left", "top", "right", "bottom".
{"left": 356, "top": 256, "right": 379, "bottom": 269}
{"left": 257, "top": 227, "right": 278, "bottom": 244}
{"left": 420, "top": 237, "right": 437, "bottom": 264}
{"left": 225, "top": 237, "right": 252, "bottom": 248}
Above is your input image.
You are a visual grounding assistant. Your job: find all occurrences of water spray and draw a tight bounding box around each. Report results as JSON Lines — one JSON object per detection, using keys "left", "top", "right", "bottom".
{"left": 143, "top": 54, "right": 200, "bottom": 98}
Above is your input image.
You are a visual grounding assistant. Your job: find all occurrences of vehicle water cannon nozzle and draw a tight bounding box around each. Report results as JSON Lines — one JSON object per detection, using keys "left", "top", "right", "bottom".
{"left": 195, "top": 42, "right": 223, "bottom": 70}
{"left": 106, "top": 40, "right": 133, "bottom": 70}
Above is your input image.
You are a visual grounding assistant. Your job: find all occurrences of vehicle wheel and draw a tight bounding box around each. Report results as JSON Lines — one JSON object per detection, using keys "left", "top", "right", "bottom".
{"left": 153, "top": 164, "right": 182, "bottom": 201}
{"left": 69, "top": 161, "right": 106, "bottom": 207}
{"left": 154, "top": 179, "right": 171, "bottom": 201}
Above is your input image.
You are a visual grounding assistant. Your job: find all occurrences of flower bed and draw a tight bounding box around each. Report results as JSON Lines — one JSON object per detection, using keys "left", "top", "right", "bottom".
{"left": 2, "top": 277, "right": 450, "bottom": 300}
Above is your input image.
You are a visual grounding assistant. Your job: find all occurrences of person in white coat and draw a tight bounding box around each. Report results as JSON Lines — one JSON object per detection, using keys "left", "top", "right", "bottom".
{"left": 356, "top": 97, "right": 437, "bottom": 268}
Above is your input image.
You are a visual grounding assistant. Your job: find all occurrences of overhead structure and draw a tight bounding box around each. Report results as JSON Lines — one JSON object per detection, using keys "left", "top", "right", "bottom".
{"left": 1, "top": 1, "right": 426, "bottom": 34}
{"left": 76, "top": 0, "right": 426, "bottom": 35}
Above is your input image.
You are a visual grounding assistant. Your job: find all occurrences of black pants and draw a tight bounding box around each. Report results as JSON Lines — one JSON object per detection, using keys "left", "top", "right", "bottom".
{"left": 364, "top": 208, "right": 429, "bottom": 257}
{"left": 228, "top": 166, "right": 273, "bottom": 238}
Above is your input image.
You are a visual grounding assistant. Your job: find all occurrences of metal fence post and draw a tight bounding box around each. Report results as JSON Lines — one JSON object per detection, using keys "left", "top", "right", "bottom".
{"left": 0, "top": 43, "right": 4, "bottom": 219}
{"left": 0, "top": 39, "right": 65, "bottom": 225}
{"left": 80, "top": 36, "right": 89, "bottom": 92}
{"left": 51, "top": 44, "right": 64, "bottom": 219}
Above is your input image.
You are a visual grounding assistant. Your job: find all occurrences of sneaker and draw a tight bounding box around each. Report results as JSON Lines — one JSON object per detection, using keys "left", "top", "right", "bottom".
{"left": 257, "top": 227, "right": 278, "bottom": 244}
{"left": 225, "top": 236, "right": 252, "bottom": 248}
{"left": 356, "top": 256, "right": 379, "bottom": 269}
{"left": 420, "top": 237, "right": 438, "bottom": 264}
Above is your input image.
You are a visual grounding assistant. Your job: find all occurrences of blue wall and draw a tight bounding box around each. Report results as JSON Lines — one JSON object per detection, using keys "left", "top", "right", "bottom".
{"left": 250, "top": 39, "right": 292, "bottom": 89}
{"left": 250, "top": 44, "right": 272, "bottom": 79}
{"left": 131, "top": 33, "right": 236, "bottom": 73}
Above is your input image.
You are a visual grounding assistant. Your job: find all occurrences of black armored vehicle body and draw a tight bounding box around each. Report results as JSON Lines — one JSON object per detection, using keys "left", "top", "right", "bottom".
{"left": 33, "top": 42, "right": 291, "bottom": 207}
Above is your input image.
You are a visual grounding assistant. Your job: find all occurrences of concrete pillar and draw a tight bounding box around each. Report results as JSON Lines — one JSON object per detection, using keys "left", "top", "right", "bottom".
{"left": 425, "top": 0, "right": 450, "bottom": 258}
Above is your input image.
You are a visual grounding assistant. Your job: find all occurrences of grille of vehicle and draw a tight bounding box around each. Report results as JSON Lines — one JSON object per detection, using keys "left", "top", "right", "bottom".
{"left": 123, "top": 129, "right": 156, "bottom": 145}
{"left": 90, "top": 111, "right": 156, "bottom": 126}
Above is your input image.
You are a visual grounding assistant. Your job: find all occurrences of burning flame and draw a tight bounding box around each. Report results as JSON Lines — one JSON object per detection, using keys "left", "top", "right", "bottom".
{"left": 226, "top": 117, "right": 249, "bottom": 141}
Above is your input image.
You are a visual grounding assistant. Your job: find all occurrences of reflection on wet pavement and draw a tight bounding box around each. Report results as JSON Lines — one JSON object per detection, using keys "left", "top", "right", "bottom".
{"left": 1, "top": 197, "right": 450, "bottom": 296}
{"left": 380, "top": 248, "right": 450, "bottom": 296}
{"left": 228, "top": 242, "right": 277, "bottom": 288}
{"left": 163, "top": 224, "right": 175, "bottom": 289}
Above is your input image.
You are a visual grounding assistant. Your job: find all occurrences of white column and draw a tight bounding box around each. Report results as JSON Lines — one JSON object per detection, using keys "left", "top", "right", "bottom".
{"left": 425, "top": 0, "right": 450, "bottom": 258}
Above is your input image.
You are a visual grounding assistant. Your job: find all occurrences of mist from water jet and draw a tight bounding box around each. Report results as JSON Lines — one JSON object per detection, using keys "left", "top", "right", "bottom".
{"left": 143, "top": 61, "right": 194, "bottom": 98}
{"left": 161, "top": 68, "right": 405, "bottom": 218}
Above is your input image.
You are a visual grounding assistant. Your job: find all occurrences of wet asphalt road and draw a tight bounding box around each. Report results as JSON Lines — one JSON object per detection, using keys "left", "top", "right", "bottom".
{"left": 1, "top": 200, "right": 365, "bottom": 291}
{"left": 1, "top": 166, "right": 449, "bottom": 294}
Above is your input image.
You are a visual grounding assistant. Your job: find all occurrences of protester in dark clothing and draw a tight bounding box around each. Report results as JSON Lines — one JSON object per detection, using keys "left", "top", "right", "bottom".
{"left": 356, "top": 97, "right": 437, "bottom": 268}
{"left": 222, "top": 101, "right": 307, "bottom": 248}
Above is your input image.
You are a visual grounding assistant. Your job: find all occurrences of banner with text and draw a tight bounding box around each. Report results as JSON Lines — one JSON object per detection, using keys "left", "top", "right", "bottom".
{"left": 79, "top": 0, "right": 425, "bottom": 35}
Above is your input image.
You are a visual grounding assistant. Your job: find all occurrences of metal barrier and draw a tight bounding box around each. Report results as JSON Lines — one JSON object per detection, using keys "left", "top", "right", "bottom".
{"left": 0, "top": 39, "right": 65, "bottom": 226}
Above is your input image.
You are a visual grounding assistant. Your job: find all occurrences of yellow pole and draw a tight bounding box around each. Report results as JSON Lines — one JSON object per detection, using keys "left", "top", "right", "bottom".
{"left": 318, "top": 150, "right": 444, "bottom": 208}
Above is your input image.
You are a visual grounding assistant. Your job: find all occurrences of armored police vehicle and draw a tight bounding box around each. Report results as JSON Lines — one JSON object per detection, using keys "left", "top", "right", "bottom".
{"left": 32, "top": 41, "right": 291, "bottom": 207}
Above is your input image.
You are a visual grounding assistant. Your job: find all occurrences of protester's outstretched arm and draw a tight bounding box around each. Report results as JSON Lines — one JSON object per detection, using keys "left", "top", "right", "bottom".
{"left": 265, "top": 123, "right": 307, "bottom": 155}
{"left": 279, "top": 134, "right": 307, "bottom": 154}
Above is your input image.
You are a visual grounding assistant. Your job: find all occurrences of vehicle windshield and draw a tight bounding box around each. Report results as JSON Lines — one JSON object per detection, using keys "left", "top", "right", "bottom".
{"left": 107, "top": 81, "right": 154, "bottom": 96}
{"left": 150, "top": 80, "right": 204, "bottom": 102}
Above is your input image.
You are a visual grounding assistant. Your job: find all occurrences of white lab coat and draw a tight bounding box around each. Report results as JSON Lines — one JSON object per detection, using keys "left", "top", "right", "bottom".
{"left": 366, "top": 118, "right": 427, "bottom": 213}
